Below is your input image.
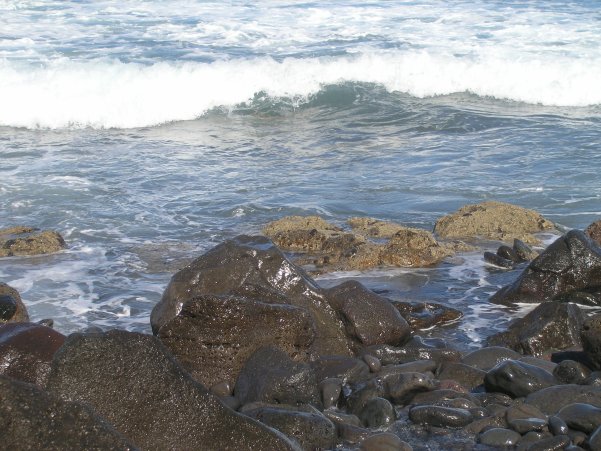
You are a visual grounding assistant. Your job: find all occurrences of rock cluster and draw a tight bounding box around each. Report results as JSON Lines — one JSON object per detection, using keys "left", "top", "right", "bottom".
{"left": 0, "top": 226, "right": 67, "bottom": 257}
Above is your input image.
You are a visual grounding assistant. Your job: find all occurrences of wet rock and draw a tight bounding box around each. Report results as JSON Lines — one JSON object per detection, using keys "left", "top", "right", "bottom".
{"left": 323, "top": 410, "right": 361, "bottom": 428}
{"left": 581, "top": 313, "right": 601, "bottom": 369}
{"left": 359, "top": 397, "right": 396, "bottom": 428}
{"left": 345, "top": 378, "right": 386, "bottom": 415}
{"left": 391, "top": 300, "right": 462, "bottom": 331}
{"left": 210, "top": 380, "right": 233, "bottom": 397}
{"left": 0, "top": 322, "right": 65, "bottom": 387}
{"left": 234, "top": 346, "right": 320, "bottom": 407}
{"left": 312, "top": 356, "right": 370, "bottom": 384}
{"left": 320, "top": 378, "right": 342, "bottom": 409}
{"left": 487, "top": 302, "right": 584, "bottom": 356}
{"left": 409, "top": 405, "right": 473, "bottom": 428}
{"left": 553, "top": 360, "right": 591, "bottom": 384}
{"left": 0, "top": 226, "right": 67, "bottom": 257}
{"left": 378, "top": 360, "right": 438, "bottom": 378}
{"left": 521, "top": 435, "right": 570, "bottom": 451}
{"left": 339, "top": 423, "right": 371, "bottom": 444}
{"left": 0, "top": 283, "right": 28, "bottom": 323}
{"left": 362, "top": 343, "right": 461, "bottom": 366}
{"left": 0, "top": 376, "right": 136, "bottom": 450}
{"left": 585, "top": 371, "right": 601, "bottom": 386}
{"left": 245, "top": 405, "right": 336, "bottom": 451}
{"left": 359, "top": 432, "right": 413, "bottom": 451}
{"left": 385, "top": 371, "right": 436, "bottom": 405}
{"left": 157, "top": 294, "right": 315, "bottom": 387}
{"left": 347, "top": 217, "right": 405, "bottom": 238}
{"left": 434, "top": 201, "right": 554, "bottom": 244}
{"left": 461, "top": 346, "right": 522, "bottom": 371}
{"left": 411, "top": 389, "right": 480, "bottom": 407}
{"left": 548, "top": 415, "right": 569, "bottom": 435}
{"left": 551, "top": 350, "right": 596, "bottom": 370}
{"left": 46, "top": 330, "right": 298, "bottom": 451}
{"left": 325, "top": 280, "right": 411, "bottom": 347}
{"left": 491, "top": 230, "right": 601, "bottom": 304}
{"left": 463, "top": 416, "right": 507, "bottom": 435}
{"left": 506, "top": 404, "right": 547, "bottom": 423}
{"left": 363, "top": 354, "right": 382, "bottom": 373}
{"left": 586, "top": 220, "right": 601, "bottom": 246}
{"left": 497, "top": 245, "right": 522, "bottom": 263}
{"left": 437, "top": 362, "right": 486, "bottom": 391}
{"left": 263, "top": 216, "right": 344, "bottom": 252}
{"left": 525, "top": 385, "right": 601, "bottom": 414}
{"left": 514, "top": 239, "right": 539, "bottom": 261}
{"left": 484, "top": 251, "right": 514, "bottom": 268}
{"left": 484, "top": 360, "right": 557, "bottom": 398}
{"left": 508, "top": 417, "right": 547, "bottom": 434}
{"left": 589, "top": 425, "right": 601, "bottom": 450}
{"left": 519, "top": 356, "right": 557, "bottom": 373}
{"left": 557, "top": 403, "right": 601, "bottom": 433}
{"left": 478, "top": 427, "right": 521, "bottom": 447}
{"left": 379, "top": 227, "right": 452, "bottom": 267}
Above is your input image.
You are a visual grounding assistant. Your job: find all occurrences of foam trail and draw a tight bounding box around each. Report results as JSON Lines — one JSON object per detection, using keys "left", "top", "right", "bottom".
{"left": 2, "top": 51, "right": 601, "bottom": 129}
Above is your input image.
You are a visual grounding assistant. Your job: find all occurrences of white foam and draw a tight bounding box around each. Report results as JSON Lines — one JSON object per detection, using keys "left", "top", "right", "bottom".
{"left": 2, "top": 51, "right": 601, "bottom": 129}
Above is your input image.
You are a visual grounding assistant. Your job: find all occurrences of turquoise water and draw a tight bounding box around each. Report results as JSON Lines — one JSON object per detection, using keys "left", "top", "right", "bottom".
{"left": 1, "top": 1, "right": 600, "bottom": 345}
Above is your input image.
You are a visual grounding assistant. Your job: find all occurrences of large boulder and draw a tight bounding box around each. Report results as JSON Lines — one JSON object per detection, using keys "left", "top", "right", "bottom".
{"left": 586, "top": 220, "right": 601, "bottom": 246}
{"left": 0, "top": 226, "right": 66, "bottom": 257}
{"left": 0, "top": 322, "right": 65, "bottom": 386}
{"left": 324, "top": 281, "right": 410, "bottom": 347}
{"left": 433, "top": 201, "right": 554, "bottom": 244}
{"left": 491, "top": 230, "right": 601, "bottom": 304}
{"left": 486, "top": 302, "right": 585, "bottom": 356}
{"left": 46, "top": 330, "right": 299, "bottom": 451}
{"left": 0, "top": 376, "right": 136, "bottom": 450}
{"left": 581, "top": 313, "right": 601, "bottom": 369}
{"left": 0, "top": 282, "right": 29, "bottom": 323}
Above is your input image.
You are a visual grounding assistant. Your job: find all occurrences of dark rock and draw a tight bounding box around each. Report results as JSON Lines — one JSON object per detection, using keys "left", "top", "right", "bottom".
{"left": 385, "top": 371, "right": 436, "bottom": 405}
{"left": 491, "top": 230, "right": 601, "bottom": 304}
{"left": 514, "top": 239, "right": 538, "bottom": 261}
{"left": 245, "top": 405, "right": 336, "bottom": 451}
{"left": 358, "top": 397, "right": 396, "bottom": 428}
{"left": 485, "top": 360, "right": 557, "bottom": 398}
{"left": 433, "top": 201, "right": 554, "bottom": 244}
{"left": 478, "top": 428, "right": 521, "bottom": 447}
{"left": 484, "top": 251, "right": 514, "bottom": 268}
{"left": 234, "top": 346, "right": 320, "bottom": 407}
{"left": 0, "top": 283, "right": 28, "bottom": 323}
{"left": 585, "top": 371, "right": 601, "bottom": 385}
{"left": 323, "top": 410, "right": 361, "bottom": 427}
{"left": 519, "top": 356, "right": 558, "bottom": 373}
{"left": 391, "top": 300, "right": 462, "bottom": 331}
{"left": 508, "top": 417, "right": 547, "bottom": 434}
{"left": 553, "top": 360, "right": 591, "bottom": 384}
{"left": 551, "top": 350, "right": 596, "bottom": 369}
{"left": 325, "top": 281, "right": 411, "bottom": 347}
{"left": 586, "top": 220, "right": 601, "bottom": 246}
{"left": 548, "top": 415, "right": 569, "bottom": 435}
{"left": 568, "top": 430, "right": 587, "bottom": 447}
{"left": 320, "top": 378, "right": 342, "bottom": 409}
{"left": 411, "top": 389, "right": 480, "bottom": 407}
{"left": 345, "top": 378, "right": 386, "bottom": 415}
{"left": 0, "top": 376, "right": 136, "bottom": 450}
{"left": 409, "top": 405, "right": 473, "bottom": 428}
{"left": 557, "top": 403, "right": 601, "bottom": 433}
{"left": 359, "top": 432, "right": 413, "bottom": 451}
{"left": 498, "top": 245, "right": 521, "bottom": 262}
{"left": 506, "top": 404, "right": 547, "bottom": 422}
{"left": 516, "top": 431, "right": 548, "bottom": 449}
{"left": 210, "top": 380, "right": 232, "bottom": 397}
{"left": 525, "top": 385, "right": 601, "bottom": 414}
{"left": 157, "top": 294, "right": 315, "bottom": 387}
{"left": 463, "top": 416, "right": 506, "bottom": 435}
{"left": 363, "top": 354, "right": 382, "bottom": 372}
{"left": 0, "top": 322, "right": 65, "bottom": 386}
{"left": 37, "top": 318, "right": 54, "bottom": 328}
{"left": 589, "top": 425, "right": 601, "bottom": 451}
{"left": 378, "top": 360, "right": 438, "bottom": 379}
{"left": 0, "top": 226, "right": 67, "bottom": 257}
{"left": 581, "top": 313, "right": 601, "bottom": 369}
{"left": 46, "top": 330, "right": 298, "bottom": 451}
{"left": 521, "top": 435, "right": 570, "bottom": 451}
{"left": 338, "top": 423, "right": 370, "bottom": 444}
{"left": 362, "top": 343, "right": 461, "bottom": 366}
{"left": 437, "top": 362, "right": 485, "bottom": 390}
{"left": 461, "top": 346, "right": 522, "bottom": 371}
{"left": 312, "top": 356, "right": 370, "bottom": 384}
{"left": 151, "top": 236, "right": 353, "bottom": 385}
{"left": 487, "top": 302, "right": 585, "bottom": 356}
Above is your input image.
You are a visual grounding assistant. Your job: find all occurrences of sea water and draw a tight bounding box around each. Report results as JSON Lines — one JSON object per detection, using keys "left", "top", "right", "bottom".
{"left": 1, "top": 1, "right": 600, "bottom": 348}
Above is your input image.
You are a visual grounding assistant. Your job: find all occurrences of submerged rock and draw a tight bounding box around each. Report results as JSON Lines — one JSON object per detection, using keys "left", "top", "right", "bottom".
{"left": 0, "top": 226, "right": 66, "bottom": 257}
{"left": 0, "top": 322, "right": 65, "bottom": 387}
{"left": 391, "top": 300, "right": 462, "bottom": 331}
{"left": 491, "top": 230, "right": 601, "bottom": 304}
{"left": 0, "top": 282, "right": 29, "bottom": 323}
{"left": 46, "top": 330, "right": 299, "bottom": 451}
{"left": 486, "top": 302, "right": 585, "bottom": 356}
{"left": 0, "top": 376, "right": 136, "bottom": 450}
{"left": 433, "top": 201, "right": 554, "bottom": 244}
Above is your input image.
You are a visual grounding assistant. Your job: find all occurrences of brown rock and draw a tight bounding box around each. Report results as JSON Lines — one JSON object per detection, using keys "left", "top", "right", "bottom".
{"left": 380, "top": 227, "right": 452, "bottom": 267}
{"left": 392, "top": 301, "right": 462, "bottom": 331}
{"left": 0, "top": 322, "right": 65, "bottom": 386}
{"left": 263, "top": 216, "right": 345, "bottom": 252}
{"left": 0, "top": 226, "right": 66, "bottom": 257}
{"left": 586, "top": 220, "right": 601, "bottom": 246}
{"left": 433, "top": 201, "right": 554, "bottom": 244}
{"left": 0, "top": 282, "right": 29, "bottom": 323}
{"left": 347, "top": 217, "right": 405, "bottom": 238}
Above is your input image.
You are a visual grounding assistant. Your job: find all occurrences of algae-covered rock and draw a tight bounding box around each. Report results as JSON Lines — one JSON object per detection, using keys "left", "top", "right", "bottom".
{"left": 587, "top": 220, "right": 601, "bottom": 246}
{"left": 0, "top": 282, "right": 29, "bottom": 323}
{"left": 433, "top": 201, "right": 554, "bottom": 244}
{"left": 0, "top": 226, "right": 66, "bottom": 257}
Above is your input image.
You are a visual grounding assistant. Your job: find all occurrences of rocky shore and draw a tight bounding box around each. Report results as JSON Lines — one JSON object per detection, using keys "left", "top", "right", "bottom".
{"left": 2, "top": 202, "right": 601, "bottom": 450}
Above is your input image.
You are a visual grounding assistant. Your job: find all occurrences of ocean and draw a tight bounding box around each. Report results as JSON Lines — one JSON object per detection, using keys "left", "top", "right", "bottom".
{"left": 1, "top": 0, "right": 600, "bottom": 348}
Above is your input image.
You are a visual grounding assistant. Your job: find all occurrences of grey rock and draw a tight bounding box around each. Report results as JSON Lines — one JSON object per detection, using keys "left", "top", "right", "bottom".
{"left": 548, "top": 415, "right": 569, "bottom": 435}
{"left": 479, "top": 428, "right": 521, "bottom": 447}
{"left": 323, "top": 410, "right": 361, "bottom": 427}
{"left": 506, "top": 404, "right": 547, "bottom": 422}
{"left": 437, "top": 362, "right": 485, "bottom": 390}
{"left": 320, "top": 377, "right": 342, "bottom": 409}
{"left": 362, "top": 343, "right": 460, "bottom": 366}
{"left": 553, "top": 359, "right": 591, "bottom": 384}
{"left": 484, "top": 251, "right": 514, "bottom": 268}
{"left": 363, "top": 354, "right": 382, "bottom": 373}
{"left": 345, "top": 378, "right": 386, "bottom": 415}
{"left": 384, "top": 371, "right": 436, "bottom": 405}
{"left": 582, "top": 313, "right": 601, "bottom": 370}
{"left": 412, "top": 389, "right": 480, "bottom": 408}
{"left": 312, "top": 355, "right": 370, "bottom": 384}
{"left": 520, "top": 435, "right": 570, "bottom": 451}
{"left": 461, "top": 346, "right": 522, "bottom": 371}
{"left": 525, "top": 384, "right": 601, "bottom": 414}
{"left": 484, "top": 359, "right": 557, "bottom": 398}
{"left": 359, "top": 432, "right": 413, "bottom": 451}
{"left": 409, "top": 405, "right": 473, "bottom": 428}
{"left": 589, "top": 425, "right": 601, "bottom": 451}
{"left": 359, "top": 397, "right": 396, "bottom": 428}
{"left": 508, "top": 417, "right": 547, "bottom": 434}
{"left": 557, "top": 403, "right": 601, "bottom": 433}
{"left": 514, "top": 239, "right": 538, "bottom": 261}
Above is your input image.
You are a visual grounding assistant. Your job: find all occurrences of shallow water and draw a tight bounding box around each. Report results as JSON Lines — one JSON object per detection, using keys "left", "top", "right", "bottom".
{"left": 1, "top": 1, "right": 601, "bottom": 346}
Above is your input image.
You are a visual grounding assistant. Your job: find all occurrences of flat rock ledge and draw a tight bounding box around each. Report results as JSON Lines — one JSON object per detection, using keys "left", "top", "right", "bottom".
{"left": 434, "top": 201, "right": 555, "bottom": 244}
{"left": 263, "top": 215, "right": 457, "bottom": 272}
{"left": 0, "top": 226, "right": 66, "bottom": 257}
